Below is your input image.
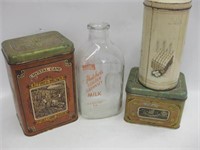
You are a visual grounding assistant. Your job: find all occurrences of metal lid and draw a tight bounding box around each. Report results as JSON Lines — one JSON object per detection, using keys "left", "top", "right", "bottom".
{"left": 2, "top": 31, "right": 74, "bottom": 64}
{"left": 126, "top": 67, "right": 187, "bottom": 100}
{"left": 144, "top": 0, "right": 192, "bottom": 10}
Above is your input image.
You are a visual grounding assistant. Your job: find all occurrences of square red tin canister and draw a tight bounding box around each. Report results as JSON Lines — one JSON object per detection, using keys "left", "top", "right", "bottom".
{"left": 2, "top": 31, "right": 78, "bottom": 136}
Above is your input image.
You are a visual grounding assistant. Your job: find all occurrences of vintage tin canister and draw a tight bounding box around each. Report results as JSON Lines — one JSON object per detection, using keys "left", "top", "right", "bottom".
{"left": 2, "top": 31, "right": 78, "bottom": 136}
{"left": 124, "top": 67, "right": 187, "bottom": 129}
{"left": 139, "top": 0, "right": 191, "bottom": 90}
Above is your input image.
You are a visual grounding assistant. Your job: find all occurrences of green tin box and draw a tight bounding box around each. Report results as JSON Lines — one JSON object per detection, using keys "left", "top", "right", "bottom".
{"left": 124, "top": 67, "right": 187, "bottom": 128}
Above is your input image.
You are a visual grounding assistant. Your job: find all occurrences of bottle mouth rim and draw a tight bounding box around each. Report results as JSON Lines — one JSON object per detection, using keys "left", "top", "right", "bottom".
{"left": 87, "top": 22, "right": 110, "bottom": 30}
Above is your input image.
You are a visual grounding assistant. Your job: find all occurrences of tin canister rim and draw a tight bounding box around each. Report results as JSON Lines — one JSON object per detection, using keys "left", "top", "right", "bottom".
{"left": 1, "top": 31, "right": 74, "bottom": 65}
{"left": 125, "top": 68, "right": 187, "bottom": 101}
{"left": 144, "top": 0, "right": 192, "bottom": 10}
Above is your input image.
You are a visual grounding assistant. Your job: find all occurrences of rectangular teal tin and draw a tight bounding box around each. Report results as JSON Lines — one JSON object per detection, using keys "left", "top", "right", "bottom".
{"left": 124, "top": 67, "right": 187, "bottom": 128}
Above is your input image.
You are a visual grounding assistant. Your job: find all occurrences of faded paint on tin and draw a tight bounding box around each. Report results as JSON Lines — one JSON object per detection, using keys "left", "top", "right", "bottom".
{"left": 139, "top": 0, "right": 191, "bottom": 90}
{"left": 124, "top": 67, "right": 187, "bottom": 129}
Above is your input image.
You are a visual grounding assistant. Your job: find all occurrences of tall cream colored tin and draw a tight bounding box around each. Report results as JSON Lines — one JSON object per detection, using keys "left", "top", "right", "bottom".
{"left": 139, "top": 0, "right": 191, "bottom": 90}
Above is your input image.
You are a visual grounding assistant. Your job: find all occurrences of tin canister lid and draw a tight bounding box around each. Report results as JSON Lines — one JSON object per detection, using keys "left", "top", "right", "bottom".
{"left": 144, "top": 0, "right": 192, "bottom": 10}
{"left": 2, "top": 31, "right": 74, "bottom": 64}
{"left": 126, "top": 67, "right": 187, "bottom": 101}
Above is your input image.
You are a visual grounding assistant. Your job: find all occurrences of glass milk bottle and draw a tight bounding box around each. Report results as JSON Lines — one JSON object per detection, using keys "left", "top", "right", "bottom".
{"left": 77, "top": 23, "right": 124, "bottom": 119}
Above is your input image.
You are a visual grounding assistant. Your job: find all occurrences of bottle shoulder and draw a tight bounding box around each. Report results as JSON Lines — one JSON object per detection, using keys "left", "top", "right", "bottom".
{"left": 78, "top": 42, "right": 124, "bottom": 65}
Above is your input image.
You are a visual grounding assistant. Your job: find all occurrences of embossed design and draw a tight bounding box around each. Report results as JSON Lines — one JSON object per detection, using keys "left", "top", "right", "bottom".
{"left": 16, "top": 70, "right": 25, "bottom": 79}
{"left": 30, "top": 80, "right": 68, "bottom": 120}
{"left": 64, "top": 59, "right": 72, "bottom": 67}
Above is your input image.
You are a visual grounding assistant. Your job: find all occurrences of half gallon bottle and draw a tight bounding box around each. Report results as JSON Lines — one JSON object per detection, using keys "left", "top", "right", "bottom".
{"left": 77, "top": 23, "right": 124, "bottom": 119}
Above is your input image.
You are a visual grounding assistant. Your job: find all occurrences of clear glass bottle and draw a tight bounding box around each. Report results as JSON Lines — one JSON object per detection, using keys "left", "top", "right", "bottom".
{"left": 77, "top": 22, "right": 124, "bottom": 119}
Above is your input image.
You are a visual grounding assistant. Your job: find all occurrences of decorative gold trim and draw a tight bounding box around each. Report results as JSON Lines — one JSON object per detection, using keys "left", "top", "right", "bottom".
{"left": 17, "top": 70, "right": 25, "bottom": 79}
{"left": 137, "top": 107, "right": 170, "bottom": 121}
{"left": 64, "top": 59, "right": 72, "bottom": 67}
{"left": 125, "top": 94, "right": 183, "bottom": 128}
{"left": 27, "top": 126, "right": 36, "bottom": 132}
{"left": 29, "top": 79, "right": 68, "bottom": 123}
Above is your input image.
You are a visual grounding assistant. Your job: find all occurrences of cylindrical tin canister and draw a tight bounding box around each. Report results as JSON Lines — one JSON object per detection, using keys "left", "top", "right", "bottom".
{"left": 139, "top": 0, "right": 191, "bottom": 90}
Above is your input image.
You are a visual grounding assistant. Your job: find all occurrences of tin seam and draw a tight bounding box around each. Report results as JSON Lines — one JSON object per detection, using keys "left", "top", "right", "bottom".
{"left": 143, "top": 2, "right": 192, "bottom": 11}
{"left": 145, "top": 7, "right": 154, "bottom": 85}
{"left": 16, "top": 73, "right": 29, "bottom": 132}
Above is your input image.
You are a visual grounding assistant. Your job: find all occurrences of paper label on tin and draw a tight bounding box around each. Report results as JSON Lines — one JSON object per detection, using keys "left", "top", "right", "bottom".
{"left": 137, "top": 107, "right": 170, "bottom": 121}
{"left": 30, "top": 78, "right": 68, "bottom": 121}
{"left": 16, "top": 58, "right": 76, "bottom": 128}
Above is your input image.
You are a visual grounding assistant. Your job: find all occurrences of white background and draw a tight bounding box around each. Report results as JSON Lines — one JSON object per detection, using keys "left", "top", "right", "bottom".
{"left": 0, "top": 0, "right": 199, "bottom": 150}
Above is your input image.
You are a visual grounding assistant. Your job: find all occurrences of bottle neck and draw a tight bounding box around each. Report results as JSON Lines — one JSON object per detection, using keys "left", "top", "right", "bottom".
{"left": 88, "top": 29, "right": 109, "bottom": 43}
{"left": 87, "top": 23, "right": 110, "bottom": 44}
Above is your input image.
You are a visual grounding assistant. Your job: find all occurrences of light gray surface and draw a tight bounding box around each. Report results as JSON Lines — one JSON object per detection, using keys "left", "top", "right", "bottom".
{"left": 0, "top": 0, "right": 199, "bottom": 150}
